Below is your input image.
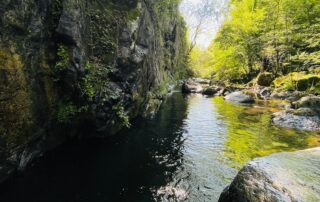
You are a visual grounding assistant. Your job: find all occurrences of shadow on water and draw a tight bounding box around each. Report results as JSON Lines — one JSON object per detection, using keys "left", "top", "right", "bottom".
{"left": 0, "top": 93, "right": 319, "bottom": 202}
{"left": 0, "top": 93, "right": 189, "bottom": 202}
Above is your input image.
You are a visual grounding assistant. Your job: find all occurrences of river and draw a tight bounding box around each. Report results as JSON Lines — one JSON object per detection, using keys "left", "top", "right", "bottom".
{"left": 0, "top": 92, "right": 319, "bottom": 202}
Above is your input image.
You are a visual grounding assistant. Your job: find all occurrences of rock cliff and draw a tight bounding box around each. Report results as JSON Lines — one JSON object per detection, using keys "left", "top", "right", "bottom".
{"left": 0, "top": 0, "right": 188, "bottom": 182}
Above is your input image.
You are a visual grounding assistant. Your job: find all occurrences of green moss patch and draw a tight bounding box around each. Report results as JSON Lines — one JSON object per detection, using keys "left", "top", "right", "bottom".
{"left": 0, "top": 47, "right": 34, "bottom": 150}
{"left": 273, "top": 72, "right": 320, "bottom": 93}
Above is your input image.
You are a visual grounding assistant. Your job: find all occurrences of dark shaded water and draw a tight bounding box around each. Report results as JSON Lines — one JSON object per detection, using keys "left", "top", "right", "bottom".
{"left": 0, "top": 92, "right": 319, "bottom": 202}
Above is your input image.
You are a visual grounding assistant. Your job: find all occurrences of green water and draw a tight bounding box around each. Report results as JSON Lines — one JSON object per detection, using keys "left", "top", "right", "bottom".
{"left": 212, "top": 96, "right": 320, "bottom": 168}
{"left": 0, "top": 92, "right": 319, "bottom": 202}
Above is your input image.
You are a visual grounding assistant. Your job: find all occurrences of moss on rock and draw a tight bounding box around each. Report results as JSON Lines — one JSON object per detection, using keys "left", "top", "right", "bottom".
{"left": 273, "top": 72, "right": 320, "bottom": 93}
{"left": 0, "top": 47, "right": 33, "bottom": 151}
{"left": 257, "top": 72, "right": 274, "bottom": 87}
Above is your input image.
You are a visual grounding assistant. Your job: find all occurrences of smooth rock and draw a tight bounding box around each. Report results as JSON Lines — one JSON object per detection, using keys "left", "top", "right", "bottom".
{"left": 273, "top": 110, "right": 320, "bottom": 131}
{"left": 225, "top": 91, "right": 255, "bottom": 104}
{"left": 219, "top": 148, "right": 320, "bottom": 202}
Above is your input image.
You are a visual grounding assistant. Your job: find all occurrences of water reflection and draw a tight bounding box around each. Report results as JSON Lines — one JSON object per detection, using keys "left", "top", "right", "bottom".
{"left": 0, "top": 93, "right": 189, "bottom": 202}
{"left": 0, "top": 93, "right": 319, "bottom": 202}
{"left": 213, "top": 97, "right": 320, "bottom": 169}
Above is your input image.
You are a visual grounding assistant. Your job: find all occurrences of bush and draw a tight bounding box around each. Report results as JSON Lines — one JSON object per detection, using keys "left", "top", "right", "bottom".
{"left": 54, "top": 45, "right": 69, "bottom": 72}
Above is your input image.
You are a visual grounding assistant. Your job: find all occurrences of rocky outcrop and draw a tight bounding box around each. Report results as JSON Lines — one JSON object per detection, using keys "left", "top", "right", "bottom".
{"left": 182, "top": 79, "right": 203, "bottom": 93}
{"left": 273, "top": 110, "right": 320, "bottom": 131}
{"left": 224, "top": 91, "right": 255, "bottom": 104}
{"left": 0, "top": 0, "right": 188, "bottom": 182}
{"left": 202, "top": 86, "right": 222, "bottom": 95}
{"left": 219, "top": 148, "right": 320, "bottom": 202}
{"left": 273, "top": 95, "right": 320, "bottom": 131}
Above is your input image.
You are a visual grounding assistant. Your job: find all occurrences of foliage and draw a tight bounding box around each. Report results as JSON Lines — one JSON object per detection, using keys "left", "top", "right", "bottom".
{"left": 56, "top": 103, "right": 88, "bottom": 123}
{"left": 56, "top": 104, "right": 78, "bottom": 123}
{"left": 112, "top": 104, "right": 131, "bottom": 128}
{"left": 273, "top": 71, "right": 320, "bottom": 92}
{"left": 54, "top": 45, "right": 69, "bottom": 72}
{"left": 189, "top": 0, "right": 320, "bottom": 83}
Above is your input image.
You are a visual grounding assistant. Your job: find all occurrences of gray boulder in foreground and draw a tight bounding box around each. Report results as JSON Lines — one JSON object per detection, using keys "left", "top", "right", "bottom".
{"left": 219, "top": 148, "right": 320, "bottom": 202}
{"left": 225, "top": 91, "right": 255, "bottom": 104}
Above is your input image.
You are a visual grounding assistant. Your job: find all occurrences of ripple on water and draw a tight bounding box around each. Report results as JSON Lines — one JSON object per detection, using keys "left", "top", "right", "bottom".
{"left": 0, "top": 93, "right": 319, "bottom": 202}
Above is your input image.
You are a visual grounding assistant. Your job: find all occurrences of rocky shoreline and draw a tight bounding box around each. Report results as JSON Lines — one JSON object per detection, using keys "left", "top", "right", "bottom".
{"left": 181, "top": 78, "right": 320, "bottom": 131}
{"left": 182, "top": 78, "right": 320, "bottom": 201}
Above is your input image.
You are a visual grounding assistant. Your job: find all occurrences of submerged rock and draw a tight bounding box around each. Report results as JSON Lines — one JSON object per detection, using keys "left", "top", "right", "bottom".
{"left": 182, "top": 80, "right": 203, "bottom": 93}
{"left": 219, "top": 148, "right": 320, "bottom": 202}
{"left": 273, "top": 110, "right": 320, "bottom": 131}
{"left": 225, "top": 91, "right": 255, "bottom": 104}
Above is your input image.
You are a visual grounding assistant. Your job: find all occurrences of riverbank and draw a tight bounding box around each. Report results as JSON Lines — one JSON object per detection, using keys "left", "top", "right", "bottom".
{"left": 0, "top": 92, "right": 319, "bottom": 201}
{"left": 181, "top": 74, "right": 320, "bottom": 132}
{"left": 182, "top": 77, "right": 320, "bottom": 201}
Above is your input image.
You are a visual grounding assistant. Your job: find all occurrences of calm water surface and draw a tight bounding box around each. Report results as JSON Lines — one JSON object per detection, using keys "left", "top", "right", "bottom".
{"left": 0, "top": 92, "right": 319, "bottom": 202}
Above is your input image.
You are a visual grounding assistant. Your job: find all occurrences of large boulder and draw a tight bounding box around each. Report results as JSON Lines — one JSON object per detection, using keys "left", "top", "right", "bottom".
{"left": 273, "top": 109, "right": 320, "bottom": 131}
{"left": 225, "top": 91, "right": 255, "bottom": 104}
{"left": 202, "top": 86, "right": 222, "bottom": 95}
{"left": 257, "top": 72, "right": 274, "bottom": 87}
{"left": 182, "top": 80, "right": 203, "bottom": 93}
{"left": 219, "top": 148, "right": 320, "bottom": 202}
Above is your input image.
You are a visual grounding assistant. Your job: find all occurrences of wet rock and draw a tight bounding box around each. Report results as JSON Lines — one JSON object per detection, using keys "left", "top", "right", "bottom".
{"left": 202, "top": 86, "right": 221, "bottom": 95}
{"left": 219, "top": 148, "right": 320, "bottom": 202}
{"left": 193, "top": 78, "right": 210, "bottom": 84}
{"left": 259, "top": 87, "right": 271, "bottom": 99}
{"left": 273, "top": 110, "right": 320, "bottom": 131}
{"left": 224, "top": 91, "right": 255, "bottom": 104}
{"left": 215, "top": 88, "right": 227, "bottom": 96}
{"left": 182, "top": 80, "right": 203, "bottom": 93}
{"left": 256, "top": 72, "right": 274, "bottom": 87}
